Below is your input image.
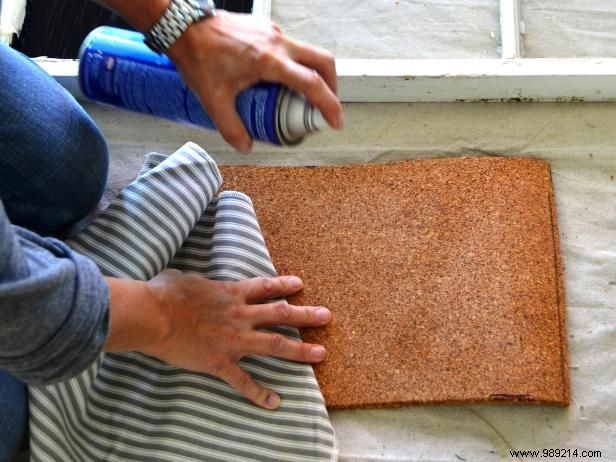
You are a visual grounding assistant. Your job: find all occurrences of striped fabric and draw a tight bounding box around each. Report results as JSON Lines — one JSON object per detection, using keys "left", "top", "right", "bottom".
{"left": 28, "top": 143, "right": 337, "bottom": 462}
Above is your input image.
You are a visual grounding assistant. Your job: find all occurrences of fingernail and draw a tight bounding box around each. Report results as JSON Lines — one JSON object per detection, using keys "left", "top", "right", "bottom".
{"left": 316, "top": 308, "right": 331, "bottom": 322}
{"left": 287, "top": 276, "right": 302, "bottom": 289}
{"left": 311, "top": 346, "right": 326, "bottom": 360}
{"left": 265, "top": 393, "right": 280, "bottom": 409}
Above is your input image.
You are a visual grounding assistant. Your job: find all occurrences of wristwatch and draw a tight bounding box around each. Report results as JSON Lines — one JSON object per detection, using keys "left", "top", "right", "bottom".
{"left": 144, "top": 0, "right": 216, "bottom": 54}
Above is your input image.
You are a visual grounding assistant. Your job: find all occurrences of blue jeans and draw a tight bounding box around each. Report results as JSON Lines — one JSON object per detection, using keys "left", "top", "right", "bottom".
{"left": 0, "top": 44, "right": 108, "bottom": 461}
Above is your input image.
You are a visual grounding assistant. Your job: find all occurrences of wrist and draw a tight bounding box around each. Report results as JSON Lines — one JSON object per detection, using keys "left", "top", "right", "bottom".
{"left": 166, "top": 16, "right": 214, "bottom": 67}
{"left": 143, "top": 0, "right": 217, "bottom": 55}
{"left": 103, "top": 277, "right": 170, "bottom": 355}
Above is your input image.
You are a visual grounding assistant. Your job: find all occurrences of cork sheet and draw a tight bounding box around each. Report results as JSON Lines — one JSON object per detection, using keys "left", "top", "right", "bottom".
{"left": 221, "top": 157, "right": 569, "bottom": 409}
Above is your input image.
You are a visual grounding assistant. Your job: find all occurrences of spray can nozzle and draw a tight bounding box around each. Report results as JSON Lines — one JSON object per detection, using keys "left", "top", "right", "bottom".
{"left": 307, "top": 108, "right": 328, "bottom": 132}
{"left": 277, "top": 89, "right": 329, "bottom": 145}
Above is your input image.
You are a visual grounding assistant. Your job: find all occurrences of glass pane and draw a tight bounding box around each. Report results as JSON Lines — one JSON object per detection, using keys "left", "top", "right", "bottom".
{"left": 522, "top": 0, "right": 616, "bottom": 58}
{"left": 272, "top": 0, "right": 500, "bottom": 59}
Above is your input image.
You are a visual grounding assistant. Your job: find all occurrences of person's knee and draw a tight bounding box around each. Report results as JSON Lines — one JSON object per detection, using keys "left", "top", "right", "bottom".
{"left": 56, "top": 103, "right": 109, "bottom": 224}
{"left": 1, "top": 101, "right": 109, "bottom": 234}
{"left": 0, "top": 45, "right": 109, "bottom": 233}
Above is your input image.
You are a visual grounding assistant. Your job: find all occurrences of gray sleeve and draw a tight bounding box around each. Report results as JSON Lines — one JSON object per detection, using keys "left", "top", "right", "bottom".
{"left": 0, "top": 201, "right": 110, "bottom": 384}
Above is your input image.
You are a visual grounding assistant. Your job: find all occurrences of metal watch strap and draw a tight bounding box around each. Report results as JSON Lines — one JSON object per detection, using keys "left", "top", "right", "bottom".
{"left": 144, "top": 0, "right": 216, "bottom": 54}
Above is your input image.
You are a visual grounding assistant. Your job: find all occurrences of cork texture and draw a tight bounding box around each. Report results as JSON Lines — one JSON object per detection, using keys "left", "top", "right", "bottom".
{"left": 221, "top": 157, "right": 569, "bottom": 409}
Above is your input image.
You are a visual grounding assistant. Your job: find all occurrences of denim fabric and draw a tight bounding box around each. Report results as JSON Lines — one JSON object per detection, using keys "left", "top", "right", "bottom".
{"left": 0, "top": 370, "right": 27, "bottom": 462}
{"left": 0, "top": 44, "right": 111, "bottom": 461}
{"left": 0, "top": 44, "right": 109, "bottom": 236}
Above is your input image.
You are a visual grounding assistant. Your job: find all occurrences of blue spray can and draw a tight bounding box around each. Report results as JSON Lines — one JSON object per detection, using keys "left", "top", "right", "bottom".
{"left": 78, "top": 26, "right": 327, "bottom": 145}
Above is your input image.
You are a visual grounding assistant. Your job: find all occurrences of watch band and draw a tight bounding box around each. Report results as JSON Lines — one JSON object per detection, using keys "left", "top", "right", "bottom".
{"left": 144, "top": 0, "right": 216, "bottom": 55}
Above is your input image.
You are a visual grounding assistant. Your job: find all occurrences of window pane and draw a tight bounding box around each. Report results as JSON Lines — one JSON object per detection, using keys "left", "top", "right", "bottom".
{"left": 522, "top": 0, "right": 616, "bottom": 58}
{"left": 272, "top": 0, "right": 500, "bottom": 59}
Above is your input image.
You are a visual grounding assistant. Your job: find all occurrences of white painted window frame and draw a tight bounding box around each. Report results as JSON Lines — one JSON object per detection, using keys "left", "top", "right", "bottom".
{"left": 36, "top": 0, "right": 616, "bottom": 103}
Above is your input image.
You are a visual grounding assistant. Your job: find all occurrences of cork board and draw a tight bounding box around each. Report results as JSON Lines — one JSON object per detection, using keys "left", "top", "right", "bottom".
{"left": 221, "top": 157, "right": 569, "bottom": 409}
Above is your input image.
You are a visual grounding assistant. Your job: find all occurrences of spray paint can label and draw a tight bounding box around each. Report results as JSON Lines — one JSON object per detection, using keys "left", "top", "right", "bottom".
{"left": 79, "top": 27, "right": 327, "bottom": 145}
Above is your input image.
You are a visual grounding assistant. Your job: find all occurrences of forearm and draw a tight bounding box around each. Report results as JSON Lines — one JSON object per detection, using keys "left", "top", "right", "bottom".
{"left": 95, "top": 0, "right": 169, "bottom": 32}
{"left": 0, "top": 205, "right": 109, "bottom": 384}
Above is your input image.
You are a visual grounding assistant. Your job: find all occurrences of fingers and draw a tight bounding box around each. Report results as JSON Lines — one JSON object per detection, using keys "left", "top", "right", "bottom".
{"left": 221, "top": 364, "right": 280, "bottom": 410}
{"left": 281, "top": 37, "right": 343, "bottom": 129}
{"left": 240, "top": 276, "right": 304, "bottom": 303}
{"left": 247, "top": 331, "right": 327, "bottom": 363}
{"left": 260, "top": 57, "right": 343, "bottom": 130}
{"left": 197, "top": 89, "right": 253, "bottom": 153}
{"left": 248, "top": 300, "right": 331, "bottom": 328}
{"left": 287, "top": 38, "right": 338, "bottom": 95}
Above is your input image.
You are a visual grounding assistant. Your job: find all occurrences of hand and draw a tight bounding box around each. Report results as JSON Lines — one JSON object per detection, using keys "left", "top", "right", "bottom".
{"left": 167, "top": 10, "right": 344, "bottom": 152}
{"left": 105, "top": 272, "right": 332, "bottom": 409}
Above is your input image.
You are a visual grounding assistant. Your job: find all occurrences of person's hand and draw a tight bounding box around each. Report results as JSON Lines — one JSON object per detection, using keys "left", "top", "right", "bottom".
{"left": 104, "top": 272, "right": 331, "bottom": 409}
{"left": 167, "top": 10, "right": 344, "bottom": 152}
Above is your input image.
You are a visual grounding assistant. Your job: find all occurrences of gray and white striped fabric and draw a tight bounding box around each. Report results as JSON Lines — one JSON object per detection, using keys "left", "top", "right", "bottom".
{"left": 28, "top": 142, "right": 337, "bottom": 462}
